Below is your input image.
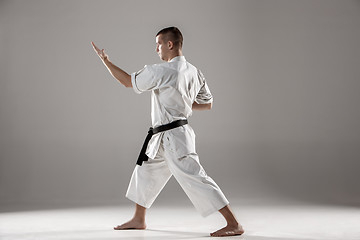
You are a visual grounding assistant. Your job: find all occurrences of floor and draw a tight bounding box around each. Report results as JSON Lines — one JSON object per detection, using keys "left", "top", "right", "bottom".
{"left": 1, "top": 202, "right": 360, "bottom": 240}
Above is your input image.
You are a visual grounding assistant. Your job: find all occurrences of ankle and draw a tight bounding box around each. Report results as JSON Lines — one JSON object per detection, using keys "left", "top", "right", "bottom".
{"left": 226, "top": 220, "right": 239, "bottom": 228}
{"left": 132, "top": 216, "right": 145, "bottom": 223}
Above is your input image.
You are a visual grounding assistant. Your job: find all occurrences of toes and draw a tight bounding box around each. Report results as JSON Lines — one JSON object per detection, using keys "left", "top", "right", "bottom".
{"left": 114, "top": 225, "right": 124, "bottom": 230}
{"left": 210, "top": 231, "right": 220, "bottom": 237}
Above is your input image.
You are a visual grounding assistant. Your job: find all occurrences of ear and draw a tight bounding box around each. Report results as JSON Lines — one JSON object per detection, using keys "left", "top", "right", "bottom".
{"left": 168, "top": 40, "right": 174, "bottom": 50}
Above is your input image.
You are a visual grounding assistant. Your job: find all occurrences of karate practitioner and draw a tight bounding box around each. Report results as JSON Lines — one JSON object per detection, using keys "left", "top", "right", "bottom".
{"left": 91, "top": 27, "right": 244, "bottom": 237}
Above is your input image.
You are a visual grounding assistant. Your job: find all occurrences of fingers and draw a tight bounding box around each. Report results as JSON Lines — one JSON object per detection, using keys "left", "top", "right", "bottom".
{"left": 91, "top": 41, "right": 97, "bottom": 49}
{"left": 101, "top": 49, "right": 108, "bottom": 60}
{"left": 91, "top": 42, "right": 103, "bottom": 56}
{"left": 91, "top": 41, "right": 96, "bottom": 49}
{"left": 91, "top": 41, "right": 108, "bottom": 60}
{"left": 91, "top": 41, "right": 100, "bottom": 52}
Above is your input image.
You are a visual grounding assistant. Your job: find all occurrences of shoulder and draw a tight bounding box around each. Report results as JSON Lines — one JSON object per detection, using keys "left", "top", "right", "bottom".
{"left": 145, "top": 62, "right": 172, "bottom": 74}
{"left": 185, "top": 61, "right": 205, "bottom": 82}
{"left": 183, "top": 60, "right": 203, "bottom": 76}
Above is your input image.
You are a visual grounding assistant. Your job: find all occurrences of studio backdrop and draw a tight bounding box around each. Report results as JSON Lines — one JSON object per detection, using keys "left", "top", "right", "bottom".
{"left": 1, "top": 0, "right": 360, "bottom": 209}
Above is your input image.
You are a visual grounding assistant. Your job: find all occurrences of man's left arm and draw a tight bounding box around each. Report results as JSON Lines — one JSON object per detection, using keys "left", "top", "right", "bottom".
{"left": 192, "top": 102, "right": 212, "bottom": 110}
{"left": 193, "top": 69, "right": 213, "bottom": 110}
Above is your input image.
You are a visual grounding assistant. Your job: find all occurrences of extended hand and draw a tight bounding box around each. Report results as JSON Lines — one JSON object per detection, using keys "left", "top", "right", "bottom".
{"left": 91, "top": 41, "right": 108, "bottom": 61}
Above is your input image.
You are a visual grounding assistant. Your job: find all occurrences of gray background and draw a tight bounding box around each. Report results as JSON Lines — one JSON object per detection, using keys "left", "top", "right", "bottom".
{"left": 1, "top": 0, "right": 360, "bottom": 210}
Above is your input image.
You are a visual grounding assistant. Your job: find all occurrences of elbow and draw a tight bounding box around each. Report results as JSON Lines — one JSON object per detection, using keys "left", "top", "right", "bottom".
{"left": 207, "top": 102, "right": 213, "bottom": 110}
{"left": 122, "top": 74, "right": 132, "bottom": 88}
{"left": 120, "top": 81, "right": 132, "bottom": 88}
{"left": 123, "top": 77, "right": 132, "bottom": 88}
{"left": 125, "top": 82, "right": 133, "bottom": 88}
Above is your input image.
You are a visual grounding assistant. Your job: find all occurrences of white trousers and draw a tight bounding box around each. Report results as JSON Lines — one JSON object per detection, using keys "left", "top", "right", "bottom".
{"left": 126, "top": 139, "right": 229, "bottom": 217}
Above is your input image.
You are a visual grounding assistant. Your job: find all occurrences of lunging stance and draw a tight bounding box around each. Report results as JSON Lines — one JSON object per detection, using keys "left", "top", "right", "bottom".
{"left": 91, "top": 27, "right": 244, "bottom": 237}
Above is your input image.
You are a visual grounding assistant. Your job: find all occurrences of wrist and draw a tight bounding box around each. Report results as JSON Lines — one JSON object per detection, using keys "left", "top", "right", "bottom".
{"left": 103, "top": 56, "right": 110, "bottom": 65}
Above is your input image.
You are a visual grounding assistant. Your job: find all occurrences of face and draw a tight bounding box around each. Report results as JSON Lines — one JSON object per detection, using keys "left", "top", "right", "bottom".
{"left": 155, "top": 34, "right": 171, "bottom": 61}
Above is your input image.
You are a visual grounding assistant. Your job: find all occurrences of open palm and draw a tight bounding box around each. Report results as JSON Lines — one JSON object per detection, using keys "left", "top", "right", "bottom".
{"left": 91, "top": 41, "right": 108, "bottom": 60}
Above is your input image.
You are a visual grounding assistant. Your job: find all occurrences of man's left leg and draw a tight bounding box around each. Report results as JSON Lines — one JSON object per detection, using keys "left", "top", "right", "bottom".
{"left": 115, "top": 144, "right": 172, "bottom": 230}
{"left": 114, "top": 203, "right": 146, "bottom": 230}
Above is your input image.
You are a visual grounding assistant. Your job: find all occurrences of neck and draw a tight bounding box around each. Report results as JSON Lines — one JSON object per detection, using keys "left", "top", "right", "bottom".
{"left": 166, "top": 50, "right": 183, "bottom": 62}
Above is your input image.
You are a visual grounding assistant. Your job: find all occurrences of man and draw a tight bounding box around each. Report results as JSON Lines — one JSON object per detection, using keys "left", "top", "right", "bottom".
{"left": 91, "top": 27, "right": 244, "bottom": 237}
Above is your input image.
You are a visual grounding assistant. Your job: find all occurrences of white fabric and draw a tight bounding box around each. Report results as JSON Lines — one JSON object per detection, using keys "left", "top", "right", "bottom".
{"left": 131, "top": 56, "right": 213, "bottom": 159}
{"left": 126, "top": 139, "right": 229, "bottom": 217}
{"left": 127, "top": 55, "right": 228, "bottom": 217}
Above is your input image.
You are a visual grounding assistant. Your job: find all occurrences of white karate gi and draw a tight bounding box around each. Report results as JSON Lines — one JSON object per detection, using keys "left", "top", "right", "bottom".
{"left": 126, "top": 56, "right": 229, "bottom": 217}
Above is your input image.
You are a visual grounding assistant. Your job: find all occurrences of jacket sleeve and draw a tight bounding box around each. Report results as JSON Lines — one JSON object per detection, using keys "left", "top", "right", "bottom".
{"left": 195, "top": 69, "right": 213, "bottom": 104}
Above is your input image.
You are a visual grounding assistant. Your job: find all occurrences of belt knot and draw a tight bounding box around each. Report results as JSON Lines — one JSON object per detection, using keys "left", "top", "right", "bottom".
{"left": 136, "top": 119, "right": 188, "bottom": 166}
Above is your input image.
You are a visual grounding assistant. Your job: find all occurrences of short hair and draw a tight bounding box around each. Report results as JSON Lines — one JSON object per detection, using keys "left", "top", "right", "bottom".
{"left": 156, "top": 26, "right": 183, "bottom": 49}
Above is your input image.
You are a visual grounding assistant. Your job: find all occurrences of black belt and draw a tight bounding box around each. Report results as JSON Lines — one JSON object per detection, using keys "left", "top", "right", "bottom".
{"left": 136, "top": 119, "right": 188, "bottom": 166}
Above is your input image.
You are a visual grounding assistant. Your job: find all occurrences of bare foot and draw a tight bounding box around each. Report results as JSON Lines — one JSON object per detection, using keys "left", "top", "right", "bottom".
{"left": 114, "top": 218, "right": 146, "bottom": 230}
{"left": 210, "top": 224, "right": 244, "bottom": 237}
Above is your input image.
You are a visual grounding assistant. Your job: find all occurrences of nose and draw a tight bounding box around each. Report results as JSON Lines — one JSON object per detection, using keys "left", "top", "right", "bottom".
{"left": 155, "top": 43, "right": 160, "bottom": 53}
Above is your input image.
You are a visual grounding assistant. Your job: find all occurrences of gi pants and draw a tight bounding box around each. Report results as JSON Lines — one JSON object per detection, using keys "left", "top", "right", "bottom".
{"left": 126, "top": 136, "right": 229, "bottom": 217}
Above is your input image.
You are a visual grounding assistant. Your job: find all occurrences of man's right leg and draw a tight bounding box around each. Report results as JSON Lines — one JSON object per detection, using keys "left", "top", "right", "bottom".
{"left": 163, "top": 149, "right": 244, "bottom": 236}
{"left": 210, "top": 205, "right": 244, "bottom": 237}
{"left": 115, "top": 146, "right": 172, "bottom": 230}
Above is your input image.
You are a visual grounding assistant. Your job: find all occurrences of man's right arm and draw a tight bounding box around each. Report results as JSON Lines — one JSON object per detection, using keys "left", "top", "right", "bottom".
{"left": 102, "top": 57, "right": 132, "bottom": 88}
{"left": 91, "top": 42, "right": 132, "bottom": 88}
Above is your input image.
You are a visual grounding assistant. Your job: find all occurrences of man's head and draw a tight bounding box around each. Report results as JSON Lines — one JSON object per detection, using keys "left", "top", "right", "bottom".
{"left": 156, "top": 27, "right": 183, "bottom": 62}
